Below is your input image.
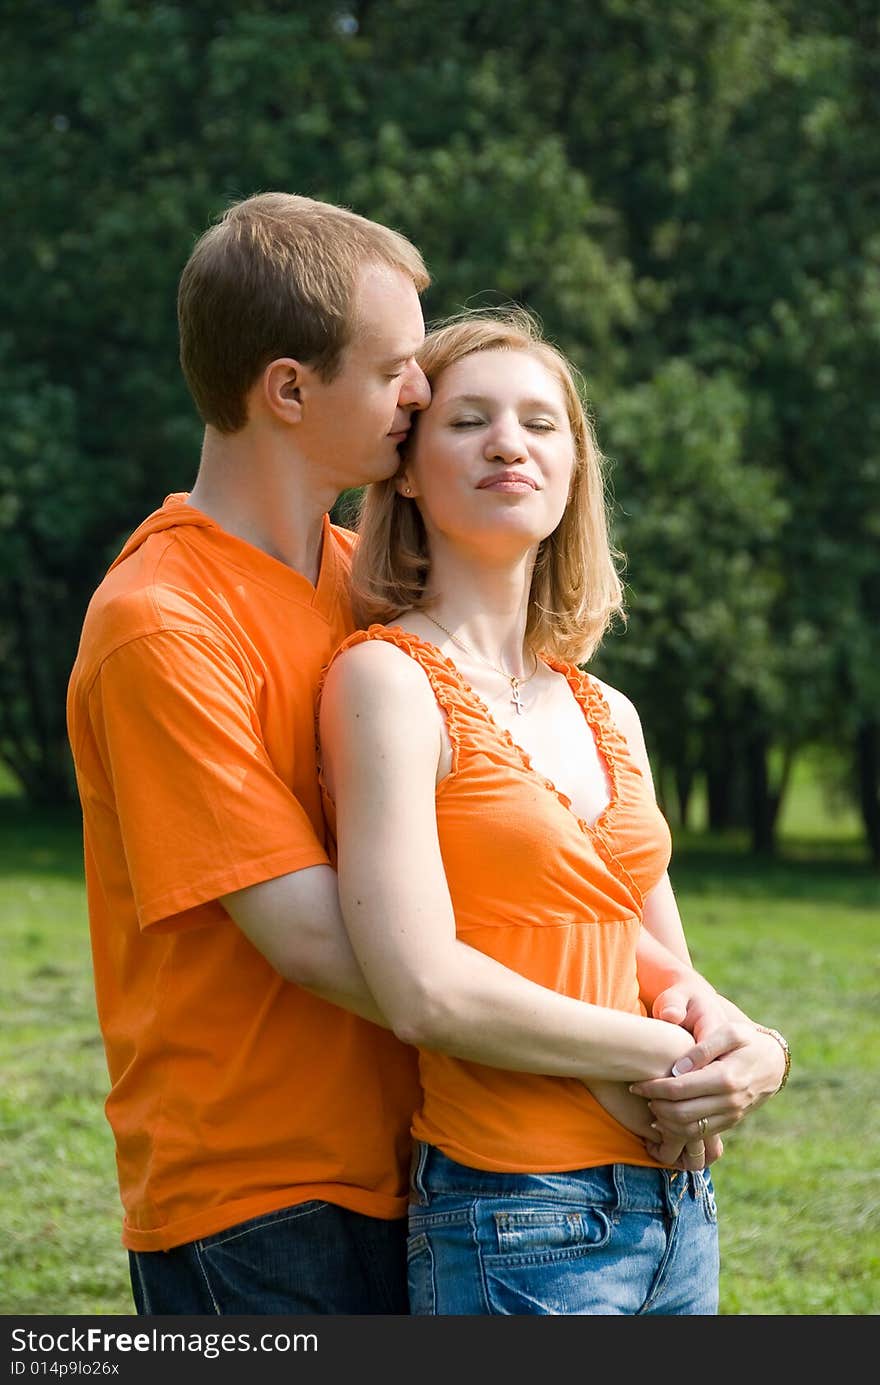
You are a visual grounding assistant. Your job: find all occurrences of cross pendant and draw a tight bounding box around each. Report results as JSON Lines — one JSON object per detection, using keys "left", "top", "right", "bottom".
{"left": 510, "top": 679, "right": 524, "bottom": 715}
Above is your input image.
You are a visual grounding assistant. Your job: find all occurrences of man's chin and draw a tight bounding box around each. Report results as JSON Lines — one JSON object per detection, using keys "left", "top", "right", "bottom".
{"left": 340, "top": 442, "right": 406, "bottom": 491}
{"left": 372, "top": 450, "right": 407, "bottom": 483}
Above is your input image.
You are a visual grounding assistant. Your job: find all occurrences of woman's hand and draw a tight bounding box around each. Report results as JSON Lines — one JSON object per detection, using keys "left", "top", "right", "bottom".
{"left": 628, "top": 1021, "right": 788, "bottom": 1142}
{"left": 582, "top": 977, "right": 731, "bottom": 1168}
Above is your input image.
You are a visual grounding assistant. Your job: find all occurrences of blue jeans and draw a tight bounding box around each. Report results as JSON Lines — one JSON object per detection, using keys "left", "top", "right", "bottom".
{"left": 129, "top": 1200, "right": 408, "bottom": 1314}
{"left": 408, "top": 1144, "right": 719, "bottom": 1315}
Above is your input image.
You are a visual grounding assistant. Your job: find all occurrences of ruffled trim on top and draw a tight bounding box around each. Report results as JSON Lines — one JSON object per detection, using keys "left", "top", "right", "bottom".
{"left": 538, "top": 654, "right": 647, "bottom": 908}
{"left": 314, "top": 623, "right": 475, "bottom": 802}
{"left": 317, "top": 626, "right": 646, "bottom": 909}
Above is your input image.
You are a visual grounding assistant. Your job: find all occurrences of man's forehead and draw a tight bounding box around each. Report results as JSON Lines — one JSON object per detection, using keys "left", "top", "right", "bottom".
{"left": 353, "top": 317, "right": 424, "bottom": 364}
{"left": 352, "top": 263, "right": 425, "bottom": 354}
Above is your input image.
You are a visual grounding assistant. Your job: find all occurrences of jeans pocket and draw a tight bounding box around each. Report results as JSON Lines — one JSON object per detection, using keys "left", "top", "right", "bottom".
{"left": 492, "top": 1206, "right": 612, "bottom": 1261}
{"left": 484, "top": 1207, "right": 613, "bottom": 1316}
{"left": 406, "top": 1231, "right": 436, "bottom": 1315}
{"left": 196, "top": 1199, "right": 327, "bottom": 1252}
{"left": 194, "top": 1201, "right": 329, "bottom": 1312}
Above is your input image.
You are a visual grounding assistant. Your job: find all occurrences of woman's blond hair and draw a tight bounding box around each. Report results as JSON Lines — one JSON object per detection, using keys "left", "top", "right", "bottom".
{"left": 350, "top": 306, "right": 625, "bottom": 664}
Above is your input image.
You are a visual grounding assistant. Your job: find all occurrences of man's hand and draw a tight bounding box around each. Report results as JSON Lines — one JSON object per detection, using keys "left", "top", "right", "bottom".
{"left": 586, "top": 1080, "right": 723, "bottom": 1172}
{"left": 651, "top": 979, "right": 727, "bottom": 1040}
{"left": 649, "top": 1131, "right": 724, "bottom": 1172}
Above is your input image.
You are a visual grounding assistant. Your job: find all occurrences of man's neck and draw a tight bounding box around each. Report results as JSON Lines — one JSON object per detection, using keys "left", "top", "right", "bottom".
{"left": 187, "top": 426, "right": 337, "bottom": 583}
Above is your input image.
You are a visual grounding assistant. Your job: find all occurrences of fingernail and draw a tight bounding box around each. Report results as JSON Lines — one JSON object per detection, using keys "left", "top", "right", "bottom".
{"left": 672, "top": 1057, "right": 694, "bottom": 1076}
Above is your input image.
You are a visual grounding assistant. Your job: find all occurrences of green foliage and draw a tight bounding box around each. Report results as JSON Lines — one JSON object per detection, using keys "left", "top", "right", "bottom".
{"left": 0, "top": 347, "right": 90, "bottom": 800}
{"left": 1, "top": 0, "right": 876, "bottom": 854}
{"left": 594, "top": 360, "right": 787, "bottom": 820}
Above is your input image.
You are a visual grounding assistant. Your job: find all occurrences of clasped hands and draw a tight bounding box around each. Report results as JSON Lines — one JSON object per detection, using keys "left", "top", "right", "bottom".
{"left": 626, "top": 984, "right": 786, "bottom": 1173}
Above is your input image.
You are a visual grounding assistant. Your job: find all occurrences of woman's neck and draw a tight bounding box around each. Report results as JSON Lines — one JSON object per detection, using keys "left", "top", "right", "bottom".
{"left": 415, "top": 547, "right": 535, "bottom": 678}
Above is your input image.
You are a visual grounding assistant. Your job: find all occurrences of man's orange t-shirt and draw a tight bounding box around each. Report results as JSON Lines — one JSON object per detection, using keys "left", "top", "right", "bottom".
{"left": 66, "top": 495, "right": 419, "bottom": 1251}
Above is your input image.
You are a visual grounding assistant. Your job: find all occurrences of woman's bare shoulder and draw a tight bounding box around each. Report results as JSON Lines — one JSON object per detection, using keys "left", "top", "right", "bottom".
{"left": 322, "top": 633, "right": 439, "bottom": 725}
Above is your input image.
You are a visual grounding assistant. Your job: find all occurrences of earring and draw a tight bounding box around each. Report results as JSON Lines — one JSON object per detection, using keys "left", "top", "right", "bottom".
{"left": 403, "top": 485, "right": 412, "bottom": 496}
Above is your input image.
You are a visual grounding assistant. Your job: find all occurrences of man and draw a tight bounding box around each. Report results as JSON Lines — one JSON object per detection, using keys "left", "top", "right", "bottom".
{"left": 67, "top": 192, "right": 431, "bottom": 1314}
{"left": 67, "top": 191, "right": 789, "bottom": 1316}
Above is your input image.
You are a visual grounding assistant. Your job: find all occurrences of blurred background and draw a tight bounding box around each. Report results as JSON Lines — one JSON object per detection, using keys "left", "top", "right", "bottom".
{"left": 2, "top": 0, "right": 878, "bottom": 854}
{"left": 1, "top": 0, "right": 878, "bottom": 1314}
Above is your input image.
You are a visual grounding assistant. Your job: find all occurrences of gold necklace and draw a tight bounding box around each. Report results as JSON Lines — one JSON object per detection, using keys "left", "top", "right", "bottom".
{"left": 421, "top": 613, "right": 539, "bottom": 716}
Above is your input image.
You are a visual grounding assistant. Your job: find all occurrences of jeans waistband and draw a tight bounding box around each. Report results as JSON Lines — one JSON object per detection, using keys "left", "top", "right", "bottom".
{"left": 411, "top": 1143, "right": 708, "bottom": 1214}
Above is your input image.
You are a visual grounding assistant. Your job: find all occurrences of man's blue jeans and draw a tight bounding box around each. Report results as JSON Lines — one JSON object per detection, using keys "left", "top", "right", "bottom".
{"left": 408, "top": 1143, "right": 719, "bottom": 1315}
{"left": 129, "top": 1200, "right": 408, "bottom": 1314}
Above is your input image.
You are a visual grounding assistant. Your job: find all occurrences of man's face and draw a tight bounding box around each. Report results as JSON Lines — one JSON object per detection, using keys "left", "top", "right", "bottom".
{"left": 299, "top": 262, "right": 430, "bottom": 489}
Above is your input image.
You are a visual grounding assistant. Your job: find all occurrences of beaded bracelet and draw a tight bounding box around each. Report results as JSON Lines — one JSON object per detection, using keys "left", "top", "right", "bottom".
{"left": 754, "top": 1024, "right": 791, "bottom": 1093}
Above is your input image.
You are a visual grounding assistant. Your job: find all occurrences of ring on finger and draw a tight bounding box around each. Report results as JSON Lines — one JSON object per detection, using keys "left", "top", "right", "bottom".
{"left": 697, "top": 1116, "right": 709, "bottom": 1138}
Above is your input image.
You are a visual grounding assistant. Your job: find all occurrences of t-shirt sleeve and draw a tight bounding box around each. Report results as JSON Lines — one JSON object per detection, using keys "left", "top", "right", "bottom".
{"left": 87, "top": 628, "right": 330, "bottom": 930}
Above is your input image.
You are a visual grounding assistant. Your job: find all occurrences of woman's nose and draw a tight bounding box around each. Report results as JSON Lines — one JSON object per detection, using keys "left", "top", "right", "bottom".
{"left": 484, "top": 420, "right": 526, "bottom": 464}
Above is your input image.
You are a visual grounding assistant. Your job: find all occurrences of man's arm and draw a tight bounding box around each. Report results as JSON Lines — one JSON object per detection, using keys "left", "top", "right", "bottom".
{"left": 220, "top": 865, "right": 384, "bottom": 1023}
{"left": 224, "top": 648, "right": 785, "bottom": 1129}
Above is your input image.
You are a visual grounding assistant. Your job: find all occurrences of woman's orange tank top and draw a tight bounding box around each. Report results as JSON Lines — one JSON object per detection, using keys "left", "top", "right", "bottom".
{"left": 324, "top": 625, "right": 674, "bottom": 1173}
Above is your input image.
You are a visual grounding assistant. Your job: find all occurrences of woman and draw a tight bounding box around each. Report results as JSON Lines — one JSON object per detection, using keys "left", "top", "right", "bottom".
{"left": 318, "top": 309, "right": 790, "bottom": 1315}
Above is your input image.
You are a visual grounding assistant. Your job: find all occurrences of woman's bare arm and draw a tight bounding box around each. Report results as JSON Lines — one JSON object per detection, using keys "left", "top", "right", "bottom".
{"left": 319, "top": 640, "right": 696, "bottom": 1083}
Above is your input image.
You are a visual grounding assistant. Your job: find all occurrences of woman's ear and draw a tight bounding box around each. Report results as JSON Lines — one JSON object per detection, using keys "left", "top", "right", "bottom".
{"left": 395, "top": 473, "right": 417, "bottom": 498}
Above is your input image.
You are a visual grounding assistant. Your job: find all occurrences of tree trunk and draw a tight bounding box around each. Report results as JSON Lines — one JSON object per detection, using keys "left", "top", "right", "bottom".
{"left": 705, "top": 725, "right": 742, "bottom": 830}
{"left": 675, "top": 762, "right": 694, "bottom": 829}
{"left": 746, "top": 732, "right": 775, "bottom": 856}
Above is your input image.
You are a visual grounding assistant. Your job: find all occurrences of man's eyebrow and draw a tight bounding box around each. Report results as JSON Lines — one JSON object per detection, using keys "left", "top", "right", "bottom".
{"left": 383, "top": 343, "right": 423, "bottom": 368}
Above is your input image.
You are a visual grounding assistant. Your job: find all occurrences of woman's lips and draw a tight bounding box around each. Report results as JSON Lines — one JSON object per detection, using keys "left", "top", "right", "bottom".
{"left": 477, "top": 474, "right": 537, "bottom": 491}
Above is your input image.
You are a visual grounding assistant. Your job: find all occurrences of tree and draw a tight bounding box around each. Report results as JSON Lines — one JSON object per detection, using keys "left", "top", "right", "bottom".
{"left": 594, "top": 360, "right": 786, "bottom": 832}
{"left": 2, "top": 0, "right": 876, "bottom": 863}
{"left": 1, "top": 0, "right": 636, "bottom": 800}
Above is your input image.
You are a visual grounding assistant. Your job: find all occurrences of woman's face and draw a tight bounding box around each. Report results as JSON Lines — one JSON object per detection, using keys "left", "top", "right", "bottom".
{"left": 400, "top": 348, "right": 576, "bottom": 562}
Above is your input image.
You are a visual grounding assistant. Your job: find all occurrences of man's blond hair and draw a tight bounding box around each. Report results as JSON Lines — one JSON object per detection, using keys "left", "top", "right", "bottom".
{"left": 178, "top": 192, "right": 430, "bottom": 433}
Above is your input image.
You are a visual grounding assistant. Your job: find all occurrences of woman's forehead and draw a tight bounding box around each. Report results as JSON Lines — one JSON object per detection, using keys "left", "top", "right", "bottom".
{"left": 433, "top": 348, "right": 565, "bottom": 401}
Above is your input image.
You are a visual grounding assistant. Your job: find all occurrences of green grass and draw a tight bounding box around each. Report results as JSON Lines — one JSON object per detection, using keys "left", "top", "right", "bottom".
{"left": 0, "top": 802, "right": 127, "bottom": 1314}
{"left": 670, "top": 834, "right": 879, "bottom": 1315}
{"left": 1, "top": 778, "right": 878, "bottom": 1316}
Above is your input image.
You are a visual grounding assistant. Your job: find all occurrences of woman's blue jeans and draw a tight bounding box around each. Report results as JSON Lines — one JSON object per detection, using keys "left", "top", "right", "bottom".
{"left": 408, "top": 1143, "right": 719, "bottom": 1315}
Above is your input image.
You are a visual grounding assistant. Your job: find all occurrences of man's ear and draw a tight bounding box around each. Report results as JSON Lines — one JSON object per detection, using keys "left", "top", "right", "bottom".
{"left": 261, "top": 358, "right": 309, "bottom": 424}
